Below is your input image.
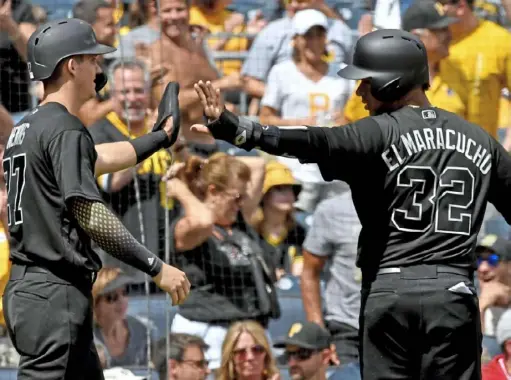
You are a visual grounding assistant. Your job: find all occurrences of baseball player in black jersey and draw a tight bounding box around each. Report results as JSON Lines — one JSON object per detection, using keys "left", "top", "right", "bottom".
{"left": 2, "top": 18, "right": 190, "bottom": 380}
{"left": 192, "top": 29, "right": 511, "bottom": 380}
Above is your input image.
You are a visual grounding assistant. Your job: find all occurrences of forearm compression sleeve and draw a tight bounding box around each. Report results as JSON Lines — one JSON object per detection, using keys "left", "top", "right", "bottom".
{"left": 71, "top": 197, "right": 163, "bottom": 277}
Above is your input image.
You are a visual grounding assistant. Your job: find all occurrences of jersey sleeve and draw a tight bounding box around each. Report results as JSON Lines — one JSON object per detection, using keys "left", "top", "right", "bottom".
{"left": 47, "top": 129, "right": 103, "bottom": 204}
{"left": 488, "top": 141, "right": 511, "bottom": 223}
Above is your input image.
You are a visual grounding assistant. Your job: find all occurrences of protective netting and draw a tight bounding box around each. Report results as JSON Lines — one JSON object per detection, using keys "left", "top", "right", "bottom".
{"left": 1, "top": 1, "right": 511, "bottom": 379}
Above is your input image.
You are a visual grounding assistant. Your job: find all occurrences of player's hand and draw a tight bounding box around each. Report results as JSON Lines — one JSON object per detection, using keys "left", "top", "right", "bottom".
{"left": 479, "top": 280, "right": 511, "bottom": 308}
{"left": 194, "top": 80, "right": 224, "bottom": 121}
{"left": 152, "top": 263, "right": 191, "bottom": 306}
{"left": 162, "top": 116, "right": 175, "bottom": 141}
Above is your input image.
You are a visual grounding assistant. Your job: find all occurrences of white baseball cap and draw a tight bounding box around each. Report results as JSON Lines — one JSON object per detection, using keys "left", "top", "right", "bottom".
{"left": 292, "top": 9, "right": 329, "bottom": 36}
{"left": 103, "top": 367, "right": 147, "bottom": 380}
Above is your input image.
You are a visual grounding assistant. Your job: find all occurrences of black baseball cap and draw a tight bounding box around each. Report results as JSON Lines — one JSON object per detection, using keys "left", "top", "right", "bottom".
{"left": 273, "top": 321, "right": 331, "bottom": 350}
{"left": 402, "top": 1, "right": 458, "bottom": 31}
{"left": 477, "top": 234, "right": 511, "bottom": 261}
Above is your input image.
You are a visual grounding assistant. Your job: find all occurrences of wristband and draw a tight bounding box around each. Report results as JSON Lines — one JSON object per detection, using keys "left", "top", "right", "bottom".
{"left": 148, "top": 254, "right": 164, "bottom": 278}
{"left": 130, "top": 130, "right": 168, "bottom": 163}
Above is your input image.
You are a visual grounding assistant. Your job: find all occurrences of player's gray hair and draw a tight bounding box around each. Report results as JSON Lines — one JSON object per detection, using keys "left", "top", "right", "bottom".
{"left": 107, "top": 57, "right": 151, "bottom": 92}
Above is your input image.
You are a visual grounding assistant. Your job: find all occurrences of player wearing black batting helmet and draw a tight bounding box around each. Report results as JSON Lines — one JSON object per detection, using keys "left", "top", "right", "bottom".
{"left": 191, "top": 26, "right": 511, "bottom": 379}
{"left": 338, "top": 29, "right": 430, "bottom": 104}
{"left": 3, "top": 18, "right": 188, "bottom": 380}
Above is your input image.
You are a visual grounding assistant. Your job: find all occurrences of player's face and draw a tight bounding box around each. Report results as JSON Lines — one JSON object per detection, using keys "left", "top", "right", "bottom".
{"left": 160, "top": 0, "right": 190, "bottom": 39}
{"left": 112, "top": 67, "right": 150, "bottom": 123}
{"left": 265, "top": 185, "right": 296, "bottom": 212}
{"left": 74, "top": 55, "right": 102, "bottom": 100}
{"left": 285, "top": 0, "right": 313, "bottom": 18}
{"left": 356, "top": 79, "right": 384, "bottom": 116}
{"left": 208, "top": 180, "right": 247, "bottom": 227}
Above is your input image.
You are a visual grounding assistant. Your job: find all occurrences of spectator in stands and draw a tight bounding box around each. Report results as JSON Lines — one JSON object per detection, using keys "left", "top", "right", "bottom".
{"left": 251, "top": 161, "right": 305, "bottom": 278}
{"left": 92, "top": 268, "right": 151, "bottom": 367}
{"left": 148, "top": 0, "right": 242, "bottom": 144}
{"left": 241, "top": 0, "right": 353, "bottom": 113}
{"left": 95, "top": 338, "right": 112, "bottom": 369}
{"left": 103, "top": 367, "right": 149, "bottom": 380}
{"left": 259, "top": 9, "right": 352, "bottom": 214}
{"left": 343, "top": 0, "right": 466, "bottom": 124}
{"left": 483, "top": 309, "right": 511, "bottom": 379}
{"left": 89, "top": 58, "right": 173, "bottom": 285}
{"left": 477, "top": 235, "right": 511, "bottom": 338}
{"left": 164, "top": 153, "right": 274, "bottom": 369}
{"left": 437, "top": 0, "right": 511, "bottom": 140}
{"left": 189, "top": 0, "right": 267, "bottom": 77}
{"left": 300, "top": 191, "right": 362, "bottom": 374}
{"left": 273, "top": 321, "right": 334, "bottom": 380}
{"left": 152, "top": 333, "right": 210, "bottom": 380}
{"left": 0, "top": 0, "right": 37, "bottom": 115}
{"left": 218, "top": 320, "right": 279, "bottom": 380}
{"left": 73, "top": 0, "right": 117, "bottom": 126}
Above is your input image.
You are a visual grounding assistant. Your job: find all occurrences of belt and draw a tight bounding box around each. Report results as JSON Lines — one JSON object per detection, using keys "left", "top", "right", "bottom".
{"left": 10, "top": 263, "right": 97, "bottom": 286}
{"left": 377, "top": 265, "right": 471, "bottom": 277}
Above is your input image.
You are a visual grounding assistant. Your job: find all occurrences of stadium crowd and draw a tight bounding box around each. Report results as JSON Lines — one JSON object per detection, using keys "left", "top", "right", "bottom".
{"left": 0, "top": 0, "right": 511, "bottom": 379}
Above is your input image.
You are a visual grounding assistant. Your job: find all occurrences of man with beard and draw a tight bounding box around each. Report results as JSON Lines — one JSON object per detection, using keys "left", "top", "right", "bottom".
{"left": 89, "top": 57, "right": 173, "bottom": 286}
{"left": 274, "top": 321, "right": 333, "bottom": 380}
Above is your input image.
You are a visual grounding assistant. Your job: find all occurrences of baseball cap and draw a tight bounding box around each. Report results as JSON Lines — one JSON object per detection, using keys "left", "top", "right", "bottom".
{"left": 262, "top": 161, "right": 301, "bottom": 196}
{"left": 477, "top": 234, "right": 511, "bottom": 261}
{"left": 273, "top": 321, "right": 331, "bottom": 350}
{"left": 103, "top": 367, "right": 146, "bottom": 380}
{"left": 402, "top": 1, "right": 458, "bottom": 31}
{"left": 292, "top": 9, "right": 328, "bottom": 36}
{"left": 496, "top": 309, "right": 511, "bottom": 345}
{"left": 98, "top": 272, "right": 135, "bottom": 296}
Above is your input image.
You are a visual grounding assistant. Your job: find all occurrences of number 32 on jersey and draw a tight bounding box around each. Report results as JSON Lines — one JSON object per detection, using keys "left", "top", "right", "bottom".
{"left": 391, "top": 165, "right": 474, "bottom": 236}
{"left": 2, "top": 154, "right": 27, "bottom": 227}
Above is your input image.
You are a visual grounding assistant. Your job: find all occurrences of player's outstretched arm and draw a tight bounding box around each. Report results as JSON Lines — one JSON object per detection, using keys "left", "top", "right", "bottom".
{"left": 70, "top": 197, "right": 190, "bottom": 305}
{"left": 191, "top": 81, "right": 383, "bottom": 167}
{"left": 95, "top": 82, "right": 181, "bottom": 176}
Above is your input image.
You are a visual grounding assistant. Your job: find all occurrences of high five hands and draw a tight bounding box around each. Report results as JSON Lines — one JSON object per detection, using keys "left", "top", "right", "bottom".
{"left": 191, "top": 80, "right": 224, "bottom": 134}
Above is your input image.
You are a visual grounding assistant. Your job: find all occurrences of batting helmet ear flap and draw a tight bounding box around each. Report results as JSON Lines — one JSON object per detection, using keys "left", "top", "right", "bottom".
{"left": 371, "top": 74, "right": 414, "bottom": 103}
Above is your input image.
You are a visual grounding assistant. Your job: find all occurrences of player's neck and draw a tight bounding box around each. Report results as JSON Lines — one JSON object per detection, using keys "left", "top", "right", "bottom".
{"left": 450, "top": 14, "right": 479, "bottom": 41}
{"left": 41, "top": 86, "right": 84, "bottom": 118}
{"left": 395, "top": 89, "right": 431, "bottom": 110}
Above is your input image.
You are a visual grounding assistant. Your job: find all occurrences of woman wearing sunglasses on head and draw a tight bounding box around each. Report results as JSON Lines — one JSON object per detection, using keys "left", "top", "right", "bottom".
{"left": 218, "top": 320, "right": 280, "bottom": 380}
{"left": 92, "top": 267, "right": 152, "bottom": 367}
{"left": 164, "top": 153, "right": 280, "bottom": 370}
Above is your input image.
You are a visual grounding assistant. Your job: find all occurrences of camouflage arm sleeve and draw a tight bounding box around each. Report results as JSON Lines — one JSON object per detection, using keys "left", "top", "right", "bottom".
{"left": 70, "top": 197, "right": 163, "bottom": 277}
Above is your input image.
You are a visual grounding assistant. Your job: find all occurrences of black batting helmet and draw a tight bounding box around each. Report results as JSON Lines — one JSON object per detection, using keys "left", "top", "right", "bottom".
{"left": 27, "top": 18, "right": 116, "bottom": 91}
{"left": 338, "top": 29, "right": 429, "bottom": 102}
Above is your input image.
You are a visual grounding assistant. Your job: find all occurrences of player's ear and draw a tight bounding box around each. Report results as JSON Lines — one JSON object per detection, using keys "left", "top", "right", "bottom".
{"left": 66, "top": 56, "right": 81, "bottom": 78}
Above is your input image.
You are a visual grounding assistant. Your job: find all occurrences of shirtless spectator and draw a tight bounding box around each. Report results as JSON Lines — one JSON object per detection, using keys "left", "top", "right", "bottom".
{"left": 147, "top": 0, "right": 242, "bottom": 144}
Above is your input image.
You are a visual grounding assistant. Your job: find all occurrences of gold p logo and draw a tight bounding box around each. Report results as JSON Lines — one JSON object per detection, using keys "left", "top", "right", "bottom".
{"left": 434, "top": 2, "right": 446, "bottom": 16}
{"left": 288, "top": 323, "right": 303, "bottom": 337}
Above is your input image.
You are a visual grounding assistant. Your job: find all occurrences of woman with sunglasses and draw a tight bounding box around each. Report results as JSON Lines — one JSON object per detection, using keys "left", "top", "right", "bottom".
{"left": 92, "top": 267, "right": 152, "bottom": 367}
{"left": 165, "top": 152, "right": 279, "bottom": 370}
{"left": 218, "top": 320, "right": 280, "bottom": 380}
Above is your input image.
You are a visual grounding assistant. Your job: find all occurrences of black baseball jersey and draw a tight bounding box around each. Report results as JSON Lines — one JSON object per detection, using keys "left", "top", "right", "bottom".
{"left": 264, "top": 106, "right": 511, "bottom": 275}
{"left": 3, "top": 102, "right": 104, "bottom": 273}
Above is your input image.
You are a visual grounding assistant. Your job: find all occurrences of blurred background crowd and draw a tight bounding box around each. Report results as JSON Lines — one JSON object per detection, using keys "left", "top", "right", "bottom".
{"left": 0, "top": 0, "right": 511, "bottom": 379}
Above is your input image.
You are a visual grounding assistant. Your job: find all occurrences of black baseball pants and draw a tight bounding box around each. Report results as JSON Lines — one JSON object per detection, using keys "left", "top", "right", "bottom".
{"left": 359, "top": 264, "right": 482, "bottom": 380}
{"left": 3, "top": 264, "right": 103, "bottom": 380}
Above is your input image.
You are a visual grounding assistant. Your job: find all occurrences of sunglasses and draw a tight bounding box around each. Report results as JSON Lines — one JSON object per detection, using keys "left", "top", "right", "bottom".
{"left": 233, "top": 345, "right": 266, "bottom": 361}
{"left": 104, "top": 289, "right": 128, "bottom": 303}
{"left": 285, "top": 348, "right": 316, "bottom": 361}
{"left": 477, "top": 253, "right": 500, "bottom": 267}
{"left": 181, "top": 359, "right": 209, "bottom": 369}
